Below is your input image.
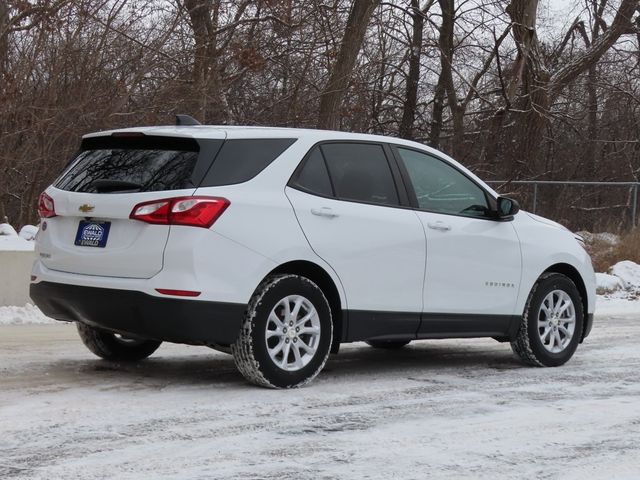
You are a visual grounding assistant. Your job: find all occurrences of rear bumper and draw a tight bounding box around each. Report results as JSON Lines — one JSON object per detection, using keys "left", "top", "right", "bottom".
{"left": 30, "top": 281, "right": 246, "bottom": 345}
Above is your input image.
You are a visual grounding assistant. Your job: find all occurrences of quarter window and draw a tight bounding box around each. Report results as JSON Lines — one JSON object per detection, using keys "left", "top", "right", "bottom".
{"left": 293, "top": 147, "right": 333, "bottom": 197}
{"left": 397, "top": 148, "right": 490, "bottom": 218}
{"left": 201, "top": 138, "right": 296, "bottom": 186}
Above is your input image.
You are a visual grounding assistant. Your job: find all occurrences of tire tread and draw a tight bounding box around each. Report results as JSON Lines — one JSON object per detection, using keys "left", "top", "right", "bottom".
{"left": 231, "top": 274, "right": 333, "bottom": 388}
{"left": 77, "top": 323, "right": 161, "bottom": 361}
{"left": 511, "top": 272, "right": 582, "bottom": 367}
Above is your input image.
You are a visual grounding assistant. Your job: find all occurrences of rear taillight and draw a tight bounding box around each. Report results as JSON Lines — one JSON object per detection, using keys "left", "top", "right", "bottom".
{"left": 129, "top": 196, "right": 229, "bottom": 228}
{"left": 38, "top": 192, "right": 56, "bottom": 218}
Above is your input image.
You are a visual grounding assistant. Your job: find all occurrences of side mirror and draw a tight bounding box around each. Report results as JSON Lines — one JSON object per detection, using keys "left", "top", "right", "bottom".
{"left": 496, "top": 196, "right": 520, "bottom": 219}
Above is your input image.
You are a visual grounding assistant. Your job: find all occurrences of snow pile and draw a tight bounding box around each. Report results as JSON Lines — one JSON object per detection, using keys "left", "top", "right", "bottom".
{"left": 609, "top": 260, "right": 640, "bottom": 290}
{"left": 596, "top": 260, "right": 640, "bottom": 314}
{"left": 595, "top": 272, "right": 625, "bottom": 293}
{"left": 0, "top": 223, "right": 35, "bottom": 251}
{"left": 0, "top": 222, "right": 18, "bottom": 236}
{"left": 597, "top": 260, "right": 640, "bottom": 299}
{"left": 19, "top": 224, "right": 38, "bottom": 241}
{"left": 0, "top": 304, "right": 56, "bottom": 325}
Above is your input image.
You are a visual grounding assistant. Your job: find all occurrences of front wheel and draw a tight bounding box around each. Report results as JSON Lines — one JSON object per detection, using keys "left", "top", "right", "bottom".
{"left": 511, "top": 273, "right": 584, "bottom": 367}
{"left": 76, "top": 323, "right": 162, "bottom": 361}
{"left": 232, "top": 275, "right": 333, "bottom": 388}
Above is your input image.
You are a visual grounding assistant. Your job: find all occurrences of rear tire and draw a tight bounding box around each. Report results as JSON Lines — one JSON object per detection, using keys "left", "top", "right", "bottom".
{"left": 511, "top": 273, "right": 584, "bottom": 367}
{"left": 366, "top": 340, "right": 411, "bottom": 349}
{"left": 76, "top": 323, "right": 162, "bottom": 362}
{"left": 232, "top": 274, "right": 333, "bottom": 388}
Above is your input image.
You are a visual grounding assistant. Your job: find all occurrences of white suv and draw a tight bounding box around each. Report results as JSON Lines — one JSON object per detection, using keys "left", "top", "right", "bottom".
{"left": 30, "top": 118, "right": 596, "bottom": 388}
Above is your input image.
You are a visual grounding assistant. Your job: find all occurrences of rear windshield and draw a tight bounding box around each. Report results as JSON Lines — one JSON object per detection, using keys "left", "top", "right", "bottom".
{"left": 55, "top": 135, "right": 297, "bottom": 193}
{"left": 56, "top": 136, "right": 203, "bottom": 193}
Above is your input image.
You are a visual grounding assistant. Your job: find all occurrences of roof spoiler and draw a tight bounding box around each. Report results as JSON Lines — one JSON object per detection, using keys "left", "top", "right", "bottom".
{"left": 175, "top": 114, "right": 201, "bottom": 126}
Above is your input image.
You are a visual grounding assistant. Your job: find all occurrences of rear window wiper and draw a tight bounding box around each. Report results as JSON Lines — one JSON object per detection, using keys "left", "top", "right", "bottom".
{"left": 90, "top": 179, "right": 143, "bottom": 193}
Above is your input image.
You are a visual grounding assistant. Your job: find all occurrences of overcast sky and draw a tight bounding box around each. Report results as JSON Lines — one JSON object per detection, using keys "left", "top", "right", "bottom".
{"left": 538, "top": 0, "right": 584, "bottom": 40}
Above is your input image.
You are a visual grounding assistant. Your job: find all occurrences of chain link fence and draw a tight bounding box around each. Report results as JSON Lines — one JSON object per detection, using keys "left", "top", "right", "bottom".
{"left": 486, "top": 181, "right": 640, "bottom": 233}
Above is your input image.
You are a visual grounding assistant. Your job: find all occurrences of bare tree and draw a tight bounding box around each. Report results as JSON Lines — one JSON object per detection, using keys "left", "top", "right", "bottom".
{"left": 0, "top": 0, "right": 7, "bottom": 76}
{"left": 486, "top": 0, "right": 639, "bottom": 175}
{"left": 317, "top": 0, "right": 381, "bottom": 130}
{"left": 399, "top": 0, "right": 434, "bottom": 140}
{"left": 0, "top": 0, "right": 639, "bottom": 230}
{"left": 428, "top": 0, "right": 510, "bottom": 158}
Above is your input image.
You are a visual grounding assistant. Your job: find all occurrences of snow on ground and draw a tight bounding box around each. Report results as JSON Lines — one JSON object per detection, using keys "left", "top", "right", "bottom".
{"left": 0, "top": 234, "right": 33, "bottom": 251}
{"left": 0, "top": 315, "right": 639, "bottom": 479}
{"left": 596, "top": 296, "right": 640, "bottom": 315}
{"left": 0, "top": 304, "right": 56, "bottom": 325}
{"left": 0, "top": 223, "right": 35, "bottom": 251}
{"left": 1, "top": 254, "right": 640, "bottom": 477}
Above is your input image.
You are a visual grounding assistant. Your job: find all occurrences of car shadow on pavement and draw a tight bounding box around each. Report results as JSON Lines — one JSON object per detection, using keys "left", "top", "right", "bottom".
{"left": 323, "top": 341, "right": 523, "bottom": 376}
{"left": 40, "top": 340, "right": 524, "bottom": 389}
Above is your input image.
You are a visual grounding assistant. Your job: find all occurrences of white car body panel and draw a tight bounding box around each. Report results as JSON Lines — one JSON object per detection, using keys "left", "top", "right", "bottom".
{"left": 33, "top": 227, "right": 276, "bottom": 304}
{"left": 188, "top": 183, "right": 347, "bottom": 307}
{"left": 31, "top": 124, "right": 596, "bottom": 350}
{"left": 416, "top": 211, "right": 522, "bottom": 315}
{"left": 511, "top": 213, "right": 596, "bottom": 315}
{"left": 286, "top": 187, "right": 425, "bottom": 312}
{"left": 37, "top": 187, "right": 196, "bottom": 279}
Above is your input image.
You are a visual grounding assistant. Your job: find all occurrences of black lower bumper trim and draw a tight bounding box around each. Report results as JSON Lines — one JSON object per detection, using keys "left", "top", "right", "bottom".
{"left": 30, "top": 281, "right": 246, "bottom": 345}
{"left": 582, "top": 313, "right": 594, "bottom": 342}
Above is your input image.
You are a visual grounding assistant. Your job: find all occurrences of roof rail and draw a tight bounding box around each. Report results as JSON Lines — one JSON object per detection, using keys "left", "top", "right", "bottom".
{"left": 175, "top": 114, "right": 201, "bottom": 126}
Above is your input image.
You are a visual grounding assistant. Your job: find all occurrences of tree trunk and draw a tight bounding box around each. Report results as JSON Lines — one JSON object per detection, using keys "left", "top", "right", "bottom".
{"left": 439, "top": 0, "right": 465, "bottom": 156}
{"left": 584, "top": 5, "right": 602, "bottom": 180}
{"left": 505, "top": 0, "right": 547, "bottom": 174}
{"left": 0, "top": 0, "right": 8, "bottom": 78}
{"left": 399, "top": 0, "right": 426, "bottom": 140}
{"left": 184, "top": 0, "right": 226, "bottom": 123}
{"left": 429, "top": 74, "right": 446, "bottom": 148}
{"left": 428, "top": 0, "right": 465, "bottom": 156}
{"left": 549, "top": 0, "right": 639, "bottom": 97}
{"left": 496, "top": 0, "right": 636, "bottom": 177}
{"left": 317, "top": 0, "right": 381, "bottom": 130}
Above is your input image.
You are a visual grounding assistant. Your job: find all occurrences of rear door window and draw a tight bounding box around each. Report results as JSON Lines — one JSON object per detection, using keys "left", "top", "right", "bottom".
{"left": 320, "top": 143, "right": 399, "bottom": 207}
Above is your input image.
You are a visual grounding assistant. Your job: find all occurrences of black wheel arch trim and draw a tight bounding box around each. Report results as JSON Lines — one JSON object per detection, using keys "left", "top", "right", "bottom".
{"left": 541, "top": 263, "right": 592, "bottom": 342}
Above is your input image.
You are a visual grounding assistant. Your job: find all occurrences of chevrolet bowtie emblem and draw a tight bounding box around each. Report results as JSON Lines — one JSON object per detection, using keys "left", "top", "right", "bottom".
{"left": 78, "top": 204, "right": 95, "bottom": 213}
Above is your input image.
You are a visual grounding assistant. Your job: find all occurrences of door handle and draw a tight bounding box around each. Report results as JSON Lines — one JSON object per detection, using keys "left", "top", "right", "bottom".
{"left": 427, "top": 221, "right": 451, "bottom": 232}
{"left": 311, "top": 207, "right": 339, "bottom": 218}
